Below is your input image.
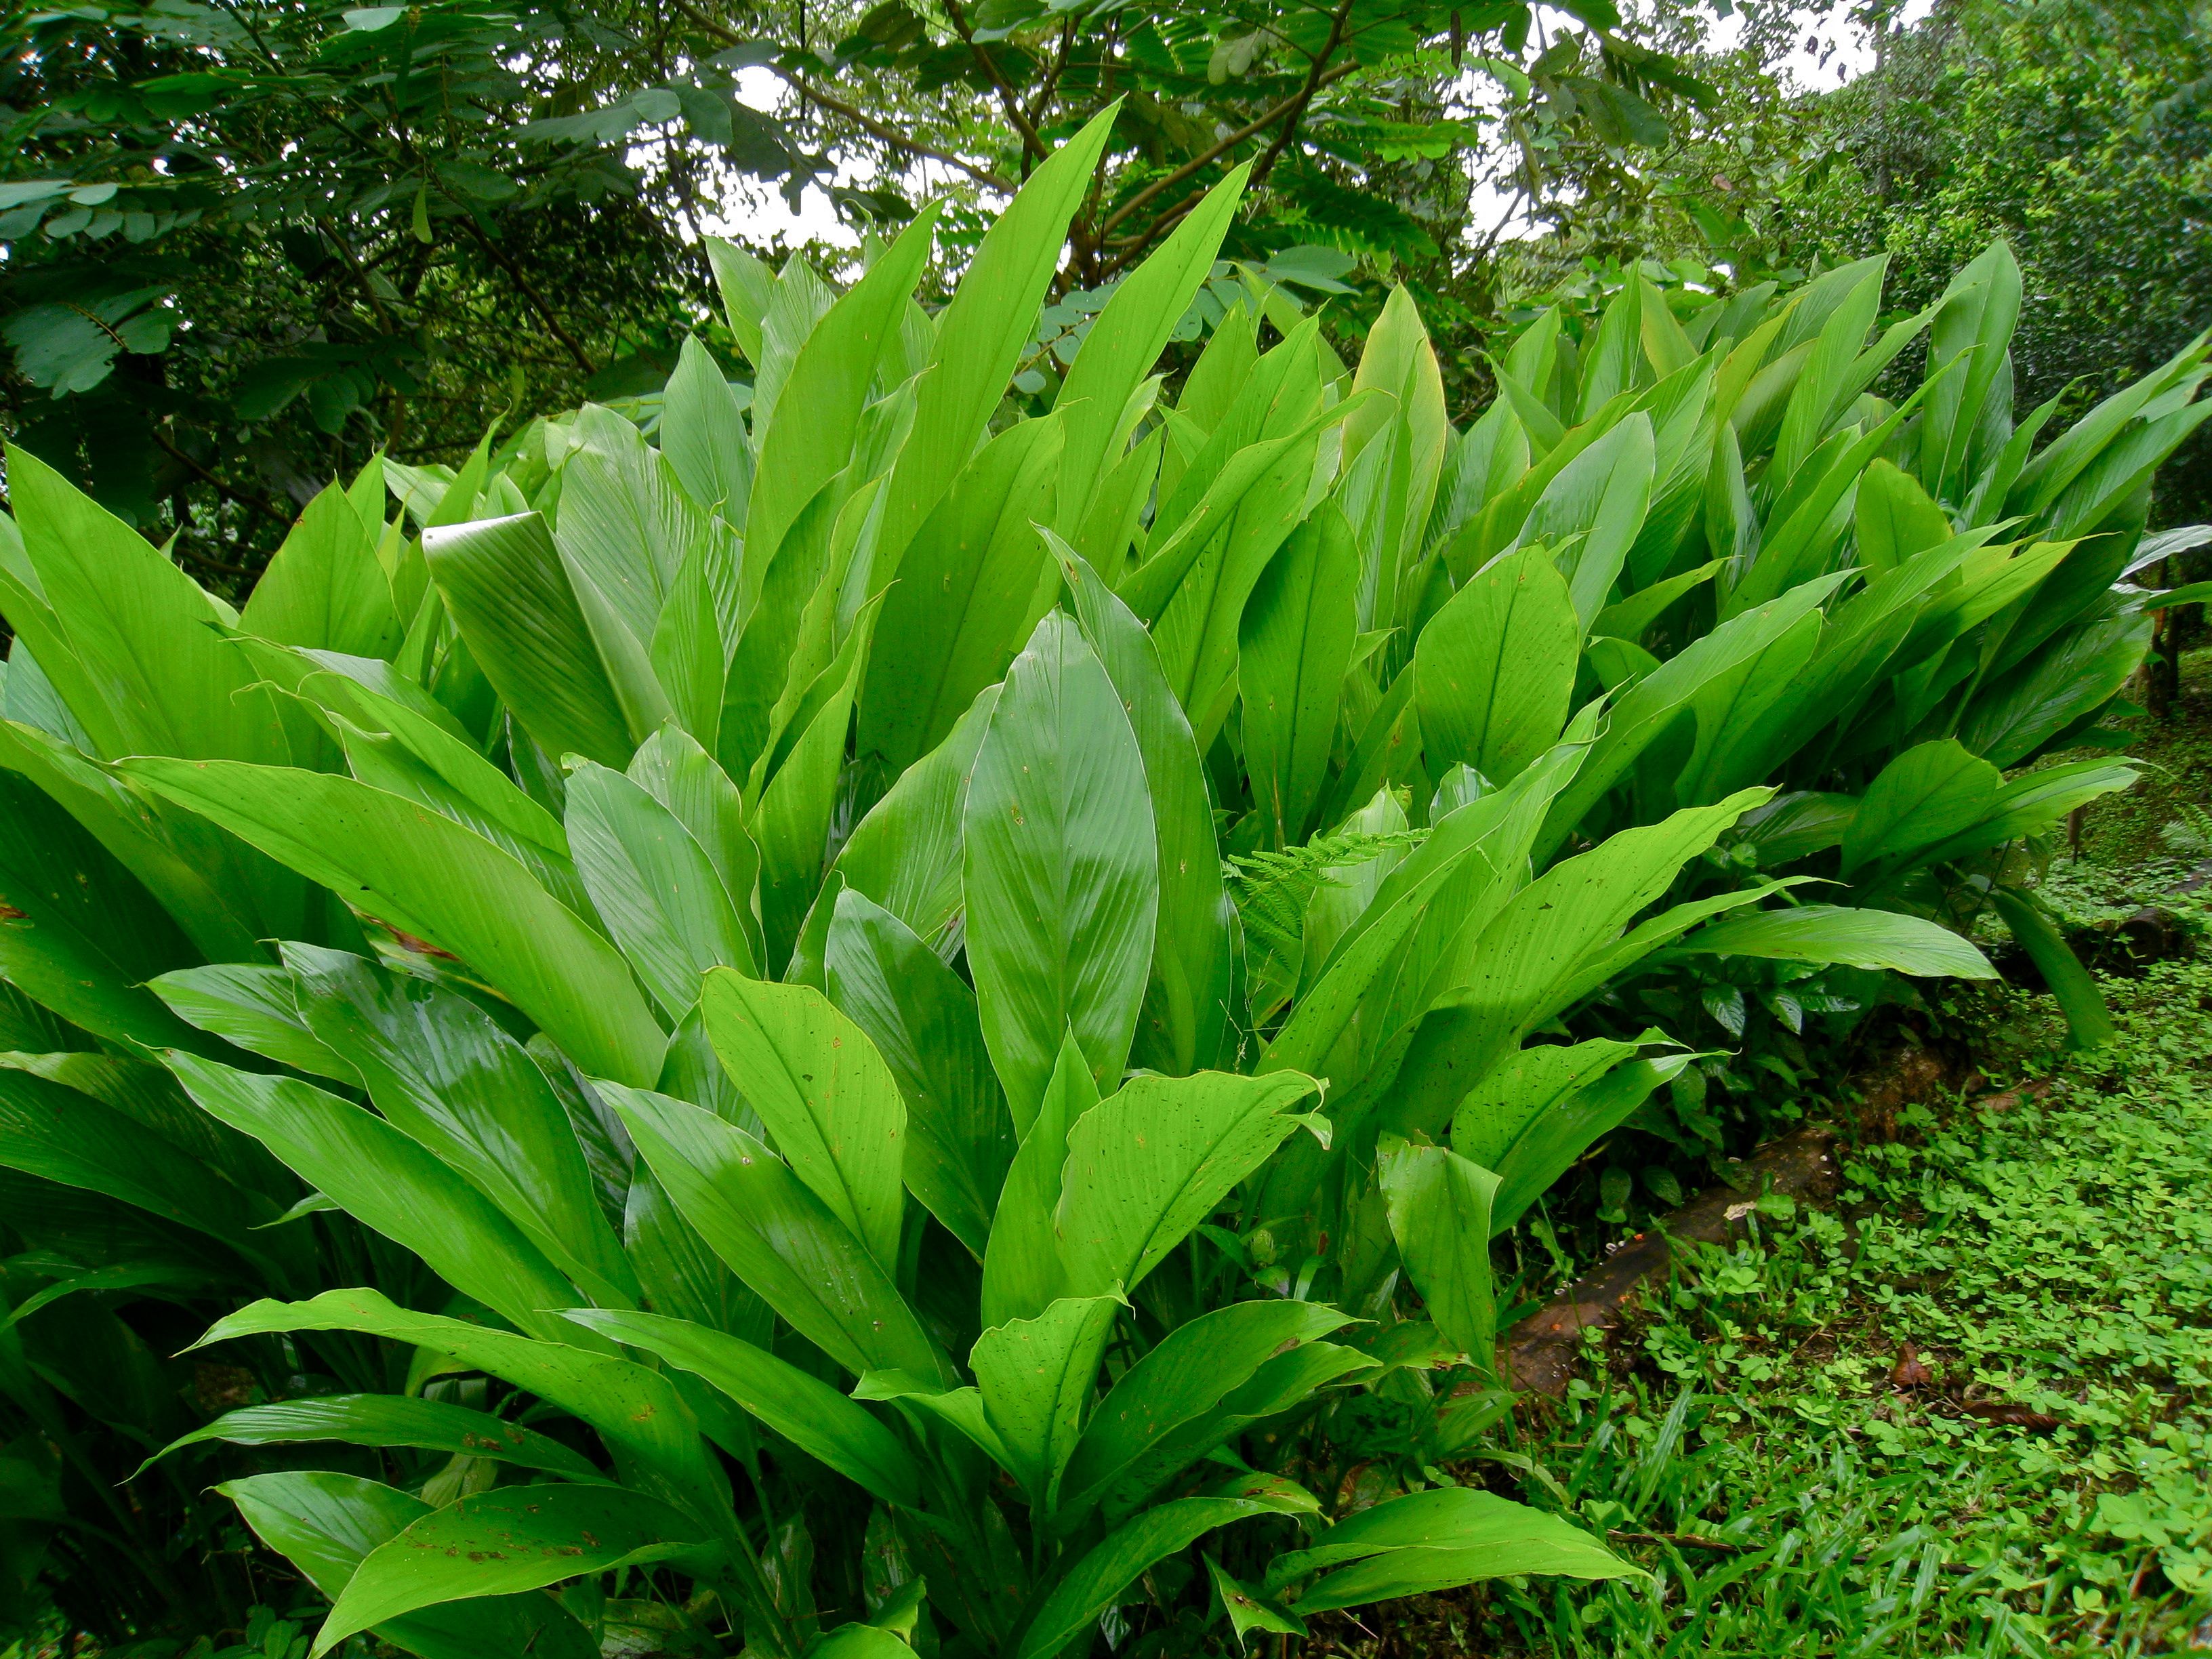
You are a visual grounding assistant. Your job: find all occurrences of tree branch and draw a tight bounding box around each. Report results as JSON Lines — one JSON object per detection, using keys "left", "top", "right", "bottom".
{"left": 1025, "top": 15, "right": 1076, "bottom": 134}
{"left": 1246, "top": 0, "right": 1358, "bottom": 193}
{"left": 941, "top": 0, "right": 1047, "bottom": 169}
{"left": 150, "top": 428, "right": 293, "bottom": 531}
{"left": 453, "top": 210, "right": 596, "bottom": 375}
{"left": 660, "top": 0, "right": 1019, "bottom": 194}
{"left": 1097, "top": 58, "right": 1359, "bottom": 245}
{"left": 777, "top": 67, "right": 1018, "bottom": 192}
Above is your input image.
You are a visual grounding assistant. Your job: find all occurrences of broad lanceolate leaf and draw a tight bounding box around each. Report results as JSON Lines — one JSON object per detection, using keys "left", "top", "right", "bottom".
{"left": 421, "top": 512, "right": 634, "bottom": 768}
{"left": 756, "top": 592, "right": 881, "bottom": 972}
{"left": 824, "top": 886, "right": 1015, "bottom": 1257}
{"left": 1240, "top": 506, "right": 1359, "bottom": 846}
{"left": 745, "top": 205, "right": 941, "bottom": 596}
{"left": 981, "top": 1030, "right": 1097, "bottom": 1329}
{"left": 699, "top": 970, "right": 907, "bottom": 1276}
{"left": 165, "top": 1052, "right": 584, "bottom": 1340}
{"left": 1054, "top": 166, "right": 1248, "bottom": 531}
{"left": 1273, "top": 1486, "right": 1634, "bottom": 1611}
{"left": 0, "top": 1063, "right": 295, "bottom": 1285}
{"left": 121, "top": 760, "right": 667, "bottom": 1086}
{"left": 871, "top": 106, "right": 1119, "bottom": 585}
{"left": 1057, "top": 1299, "right": 1352, "bottom": 1525}
{"left": 1414, "top": 544, "right": 1580, "bottom": 787}
{"left": 1057, "top": 1070, "right": 1319, "bottom": 1298}
{"left": 197, "top": 1288, "right": 732, "bottom": 1528}
{"left": 1013, "top": 1496, "right": 1282, "bottom": 1659}
{"left": 4, "top": 446, "right": 298, "bottom": 772}
{"left": 150, "top": 962, "right": 356, "bottom": 1084}
{"left": 566, "top": 758, "right": 756, "bottom": 1017}
{"left": 566, "top": 1308, "right": 924, "bottom": 1507}
{"left": 1054, "top": 538, "right": 1233, "bottom": 1078}
{"left": 219, "top": 1473, "right": 596, "bottom": 1659}
{"left": 157, "top": 1394, "right": 605, "bottom": 1480}
{"left": 1377, "top": 1136, "right": 1500, "bottom": 1373}
{"left": 964, "top": 611, "right": 1159, "bottom": 1123}
{"left": 312, "top": 1483, "right": 704, "bottom": 1657}
{"left": 278, "top": 942, "right": 637, "bottom": 1307}
{"left": 0, "top": 769, "right": 214, "bottom": 1053}
{"left": 604, "top": 1084, "right": 951, "bottom": 1384}
{"left": 241, "top": 484, "right": 405, "bottom": 659}
{"left": 1990, "top": 888, "right": 2114, "bottom": 1050}
{"left": 970, "top": 1292, "right": 1124, "bottom": 1512}
{"left": 661, "top": 333, "right": 754, "bottom": 525}
{"left": 1439, "top": 790, "right": 1771, "bottom": 1088}
{"left": 859, "top": 417, "right": 1063, "bottom": 777}
{"left": 1840, "top": 739, "right": 2001, "bottom": 878}
{"left": 825, "top": 684, "right": 998, "bottom": 960}
{"left": 1673, "top": 905, "right": 1996, "bottom": 978}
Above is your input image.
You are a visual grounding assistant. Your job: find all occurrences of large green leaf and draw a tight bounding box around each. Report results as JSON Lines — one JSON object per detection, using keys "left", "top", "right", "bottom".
{"left": 165, "top": 1052, "right": 583, "bottom": 1339}
{"left": 1376, "top": 1135, "right": 1500, "bottom": 1373}
{"left": 1990, "top": 887, "right": 2114, "bottom": 1050}
{"left": 241, "top": 484, "right": 405, "bottom": 659}
{"left": 1240, "top": 505, "right": 1359, "bottom": 846}
{"left": 0, "top": 711, "right": 272, "bottom": 962}
{"left": 1012, "top": 1496, "right": 1276, "bottom": 1659}
{"left": 823, "top": 886, "right": 1015, "bottom": 1257}
{"left": 196, "top": 1288, "right": 733, "bottom": 1528}
{"left": 1486, "top": 1054, "right": 1687, "bottom": 1233}
{"left": 1517, "top": 413, "right": 1655, "bottom": 630}
{"left": 698, "top": 970, "right": 907, "bottom": 1276}
{"left": 555, "top": 407, "right": 709, "bottom": 676}
{"left": 1057, "top": 1070, "right": 1319, "bottom": 1298}
{"left": 566, "top": 758, "right": 756, "bottom": 1016}
{"left": 157, "top": 1394, "right": 605, "bottom": 1480}
{"left": 276, "top": 943, "right": 638, "bottom": 1306}
{"left": 0, "top": 768, "right": 214, "bottom": 1052}
{"left": 661, "top": 334, "right": 755, "bottom": 525}
{"left": 1273, "top": 1486, "right": 1633, "bottom": 1612}
{"left": 219, "top": 1472, "right": 597, "bottom": 1659}
{"left": 970, "top": 1292, "right": 1124, "bottom": 1512}
{"left": 858, "top": 417, "right": 1064, "bottom": 776}
{"left": 1339, "top": 287, "right": 1447, "bottom": 631}
{"left": 1535, "top": 575, "right": 1849, "bottom": 859}
{"left": 566, "top": 1308, "right": 924, "bottom": 1507}
{"left": 1441, "top": 791, "right": 1771, "bottom": 1086}
{"left": 1054, "top": 167, "right": 1248, "bottom": 530}
{"left": 1855, "top": 457, "right": 1954, "bottom": 574}
{"left": 313, "top": 1483, "right": 703, "bottom": 1657}
{"left": 1841, "top": 739, "right": 2003, "bottom": 878}
{"left": 755, "top": 594, "right": 880, "bottom": 972}
{"left": 5, "top": 445, "right": 296, "bottom": 769}
{"left": 120, "top": 759, "right": 667, "bottom": 1086}
{"left": 1056, "top": 1299, "right": 1351, "bottom": 1525}
{"left": 1672, "top": 905, "right": 1996, "bottom": 978}
{"left": 745, "top": 205, "right": 941, "bottom": 593}
{"left": 422, "top": 512, "right": 634, "bottom": 768}
{"left": 1414, "top": 544, "right": 1580, "bottom": 787}
{"left": 0, "top": 1063, "right": 293, "bottom": 1284}
{"left": 603, "top": 1084, "right": 951, "bottom": 1384}
{"left": 964, "top": 611, "right": 1158, "bottom": 1122}
{"left": 823, "top": 684, "right": 998, "bottom": 959}
{"left": 981, "top": 1029, "right": 1097, "bottom": 1328}
{"left": 870, "top": 107, "right": 1119, "bottom": 583}
{"left": 1054, "top": 538, "right": 1233, "bottom": 1078}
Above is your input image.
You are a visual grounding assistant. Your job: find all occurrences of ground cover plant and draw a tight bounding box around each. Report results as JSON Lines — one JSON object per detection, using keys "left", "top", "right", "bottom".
{"left": 1404, "top": 909, "right": 2212, "bottom": 1656}
{"left": 0, "top": 113, "right": 2202, "bottom": 1656}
